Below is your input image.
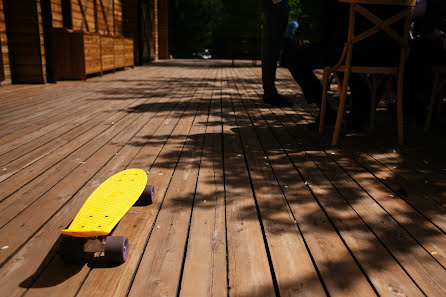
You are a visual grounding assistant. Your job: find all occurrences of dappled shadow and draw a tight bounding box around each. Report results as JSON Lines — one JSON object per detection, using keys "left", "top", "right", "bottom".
{"left": 106, "top": 62, "right": 446, "bottom": 295}
{"left": 4, "top": 60, "right": 446, "bottom": 297}
{"left": 118, "top": 63, "right": 445, "bottom": 295}
{"left": 123, "top": 89, "right": 445, "bottom": 296}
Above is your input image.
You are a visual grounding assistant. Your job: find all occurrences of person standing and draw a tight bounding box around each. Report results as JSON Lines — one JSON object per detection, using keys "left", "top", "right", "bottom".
{"left": 281, "top": 0, "right": 349, "bottom": 127}
{"left": 262, "top": 0, "right": 292, "bottom": 107}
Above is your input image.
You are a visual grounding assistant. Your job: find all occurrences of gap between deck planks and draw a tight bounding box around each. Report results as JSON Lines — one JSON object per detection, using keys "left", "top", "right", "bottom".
{"left": 232, "top": 66, "right": 444, "bottom": 296}
{"left": 0, "top": 61, "right": 445, "bottom": 297}
{"left": 0, "top": 77, "right": 190, "bottom": 262}
{"left": 0, "top": 66, "right": 206, "bottom": 296}
{"left": 22, "top": 67, "right": 220, "bottom": 297}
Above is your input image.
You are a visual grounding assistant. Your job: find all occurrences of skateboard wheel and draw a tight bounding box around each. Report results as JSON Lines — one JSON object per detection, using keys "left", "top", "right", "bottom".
{"left": 138, "top": 185, "right": 155, "bottom": 205}
{"left": 61, "top": 236, "right": 85, "bottom": 264}
{"left": 105, "top": 236, "right": 129, "bottom": 264}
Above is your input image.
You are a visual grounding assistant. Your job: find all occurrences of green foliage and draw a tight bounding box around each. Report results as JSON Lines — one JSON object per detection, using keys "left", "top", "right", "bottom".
{"left": 288, "top": 0, "right": 302, "bottom": 22}
{"left": 169, "top": 0, "right": 222, "bottom": 58}
{"left": 169, "top": 0, "right": 303, "bottom": 59}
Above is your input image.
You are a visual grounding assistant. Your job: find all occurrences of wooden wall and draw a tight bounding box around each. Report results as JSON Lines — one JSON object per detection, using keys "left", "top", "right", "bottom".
{"left": 114, "top": 0, "right": 123, "bottom": 35}
{"left": 96, "top": 0, "right": 114, "bottom": 35}
{"left": 71, "top": 0, "right": 97, "bottom": 32}
{"left": 51, "top": 0, "right": 63, "bottom": 27}
{"left": 3, "top": 0, "right": 46, "bottom": 84}
{"left": 0, "top": 0, "right": 10, "bottom": 84}
{"left": 0, "top": 0, "right": 164, "bottom": 86}
{"left": 62, "top": 0, "right": 129, "bottom": 36}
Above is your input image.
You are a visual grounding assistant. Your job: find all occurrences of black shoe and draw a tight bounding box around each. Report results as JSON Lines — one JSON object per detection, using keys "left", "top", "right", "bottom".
{"left": 263, "top": 93, "right": 294, "bottom": 107}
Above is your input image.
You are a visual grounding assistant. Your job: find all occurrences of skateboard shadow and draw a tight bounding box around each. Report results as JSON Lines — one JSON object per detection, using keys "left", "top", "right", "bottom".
{"left": 20, "top": 233, "right": 126, "bottom": 289}
{"left": 20, "top": 235, "right": 84, "bottom": 288}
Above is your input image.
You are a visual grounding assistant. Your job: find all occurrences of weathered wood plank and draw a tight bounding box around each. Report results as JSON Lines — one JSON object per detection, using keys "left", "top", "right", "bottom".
{"left": 353, "top": 153, "right": 446, "bottom": 231}
{"left": 220, "top": 67, "right": 276, "bottom": 297}
{"left": 0, "top": 70, "right": 182, "bottom": 256}
{"left": 0, "top": 68, "right": 175, "bottom": 188}
{"left": 179, "top": 68, "right": 227, "bottom": 297}
{"left": 0, "top": 61, "right": 444, "bottom": 297}
{"left": 0, "top": 94, "right": 168, "bottom": 229}
{"left": 368, "top": 151, "right": 446, "bottom": 207}
{"left": 328, "top": 151, "right": 446, "bottom": 267}
{"left": 0, "top": 97, "right": 153, "bottom": 263}
{"left": 309, "top": 151, "right": 446, "bottom": 296}
{"left": 229, "top": 70, "right": 329, "bottom": 296}
{"left": 233, "top": 67, "right": 378, "bottom": 296}
{"left": 238, "top": 66, "right": 426, "bottom": 297}
{"left": 126, "top": 74, "right": 211, "bottom": 297}
{"left": 0, "top": 91, "right": 129, "bottom": 171}
{"left": 0, "top": 97, "right": 105, "bottom": 146}
{"left": 20, "top": 67, "right": 205, "bottom": 297}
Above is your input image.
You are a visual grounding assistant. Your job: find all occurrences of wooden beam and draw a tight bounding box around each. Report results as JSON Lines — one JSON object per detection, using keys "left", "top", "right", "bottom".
{"left": 78, "top": 0, "right": 90, "bottom": 32}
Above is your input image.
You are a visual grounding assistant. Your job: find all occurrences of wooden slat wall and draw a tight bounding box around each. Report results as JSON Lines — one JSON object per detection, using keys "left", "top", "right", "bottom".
{"left": 71, "top": 0, "right": 96, "bottom": 32}
{"left": 96, "top": 0, "right": 114, "bottom": 35}
{"left": 0, "top": 0, "right": 11, "bottom": 85}
{"left": 158, "top": 0, "right": 168, "bottom": 59}
{"left": 113, "top": 0, "right": 122, "bottom": 35}
{"left": 51, "top": 0, "right": 63, "bottom": 27}
{"left": 1, "top": 0, "right": 159, "bottom": 85}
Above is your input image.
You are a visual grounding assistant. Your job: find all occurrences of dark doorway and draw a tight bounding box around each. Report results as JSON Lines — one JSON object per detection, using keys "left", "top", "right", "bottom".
{"left": 3, "top": 0, "right": 45, "bottom": 83}
{"left": 0, "top": 33, "right": 4, "bottom": 82}
{"left": 40, "top": 0, "right": 55, "bottom": 83}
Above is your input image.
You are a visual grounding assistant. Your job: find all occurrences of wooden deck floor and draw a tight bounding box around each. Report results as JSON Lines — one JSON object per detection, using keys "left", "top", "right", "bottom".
{"left": 0, "top": 60, "right": 445, "bottom": 297}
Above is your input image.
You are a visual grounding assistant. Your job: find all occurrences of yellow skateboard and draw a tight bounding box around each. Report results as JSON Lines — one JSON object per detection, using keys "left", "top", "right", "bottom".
{"left": 60, "top": 168, "right": 155, "bottom": 264}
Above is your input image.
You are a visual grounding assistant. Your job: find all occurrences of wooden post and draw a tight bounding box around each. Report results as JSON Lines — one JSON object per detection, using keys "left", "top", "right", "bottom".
{"left": 0, "top": 0, "right": 11, "bottom": 85}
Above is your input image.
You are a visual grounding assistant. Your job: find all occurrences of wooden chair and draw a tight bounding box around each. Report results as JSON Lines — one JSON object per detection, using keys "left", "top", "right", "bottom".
{"left": 319, "top": 0, "right": 416, "bottom": 145}
{"left": 424, "top": 66, "right": 446, "bottom": 132}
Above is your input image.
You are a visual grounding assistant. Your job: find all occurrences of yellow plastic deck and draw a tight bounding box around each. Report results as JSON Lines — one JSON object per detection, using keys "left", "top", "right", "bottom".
{"left": 61, "top": 168, "right": 148, "bottom": 237}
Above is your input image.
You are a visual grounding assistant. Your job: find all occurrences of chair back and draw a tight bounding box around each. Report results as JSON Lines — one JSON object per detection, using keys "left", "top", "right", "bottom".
{"left": 342, "top": 0, "right": 415, "bottom": 66}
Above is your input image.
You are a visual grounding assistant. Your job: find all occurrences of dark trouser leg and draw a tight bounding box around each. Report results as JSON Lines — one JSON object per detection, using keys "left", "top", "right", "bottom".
{"left": 288, "top": 64, "right": 323, "bottom": 107}
{"left": 262, "top": 1, "right": 289, "bottom": 97}
{"left": 285, "top": 43, "right": 328, "bottom": 107}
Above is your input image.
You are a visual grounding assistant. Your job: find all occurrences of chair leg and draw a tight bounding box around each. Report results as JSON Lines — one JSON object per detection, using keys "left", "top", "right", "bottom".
{"left": 334, "top": 73, "right": 342, "bottom": 94}
{"left": 332, "top": 71, "right": 351, "bottom": 145}
{"left": 424, "top": 72, "right": 440, "bottom": 133}
{"left": 319, "top": 68, "right": 330, "bottom": 134}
